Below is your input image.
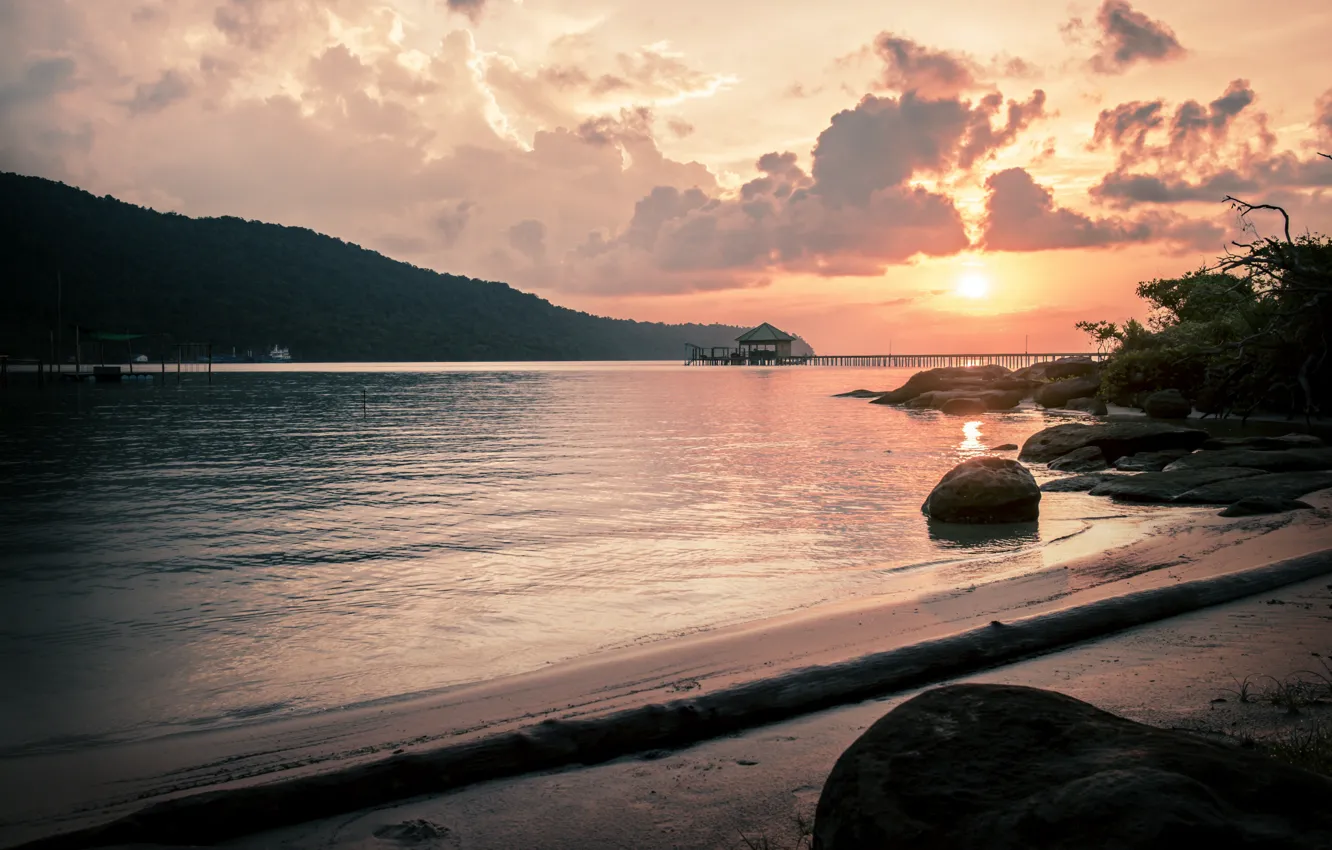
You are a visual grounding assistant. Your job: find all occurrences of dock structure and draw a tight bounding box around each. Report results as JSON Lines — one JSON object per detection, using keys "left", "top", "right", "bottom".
{"left": 685, "top": 324, "right": 1109, "bottom": 368}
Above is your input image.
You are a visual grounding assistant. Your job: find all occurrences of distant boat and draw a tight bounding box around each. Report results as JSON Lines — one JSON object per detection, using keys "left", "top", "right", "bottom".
{"left": 266, "top": 345, "right": 292, "bottom": 362}
{"left": 132, "top": 354, "right": 148, "bottom": 363}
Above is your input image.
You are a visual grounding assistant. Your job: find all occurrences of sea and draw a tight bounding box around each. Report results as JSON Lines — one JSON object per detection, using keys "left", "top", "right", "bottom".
{"left": 0, "top": 362, "right": 1158, "bottom": 758}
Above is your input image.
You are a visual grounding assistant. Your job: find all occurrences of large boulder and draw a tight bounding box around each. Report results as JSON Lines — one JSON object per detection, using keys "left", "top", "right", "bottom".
{"left": 1034, "top": 376, "right": 1102, "bottom": 409}
{"left": 980, "top": 390, "right": 1025, "bottom": 411}
{"left": 940, "top": 397, "right": 988, "bottom": 415}
{"left": 1019, "top": 422, "right": 1209, "bottom": 464}
{"left": 1088, "top": 467, "right": 1266, "bottom": 502}
{"left": 872, "top": 365, "right": 1012, "bottom": 405}
{"left": 921, "top": 457, "right": 1041, "bottom": 523}
{"left": 1044, "top": 357, "right": 1101, "bottom": 381}
{"left": 1047, "top": 446, "right": 1109, "bottom": 472}
{"left": 1162, "top": 447, "right": 1332, "bottom": 474}
{"left": 1064, "top": 396, "right": 1108, "bottom": 415}
{"left": 1112, "top": 449, "right": 1193, "bottom": 472}
{"left": 1173, "top": 471, "right": 1332, "bottom": 505}
{"left": 1218, "top": 496, "right": 1314, "bottom": 517}
{"left": 1201, "top": 433, "right": 1325, "bottom": 451}
{"left": 812, "top": 684, "right": 1332, "bottom": 850}
{"left": 1142, "top": 388, "right": 1192, "bottom": 419}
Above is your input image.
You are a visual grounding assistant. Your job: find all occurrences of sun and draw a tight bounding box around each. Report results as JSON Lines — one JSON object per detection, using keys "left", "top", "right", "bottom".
{"left": 956, "top": 272, "right": 990, "bottom": 299}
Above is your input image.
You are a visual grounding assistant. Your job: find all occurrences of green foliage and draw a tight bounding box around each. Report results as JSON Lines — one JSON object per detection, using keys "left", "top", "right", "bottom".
{"left": 0, "top": 173, "right": 802, "bottom": 362}
{"left": 1077, "top": 176, "right": 1332, "bottom": 417}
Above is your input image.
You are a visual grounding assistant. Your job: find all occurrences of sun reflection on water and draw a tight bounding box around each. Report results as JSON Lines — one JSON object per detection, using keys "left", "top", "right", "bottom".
{"left": 960, "top": 420, "right": 985, "bottom": 454}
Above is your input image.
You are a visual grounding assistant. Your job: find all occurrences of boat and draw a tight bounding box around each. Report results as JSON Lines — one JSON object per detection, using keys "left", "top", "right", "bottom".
{"left": 266, "top": 345, "right": 292, "bottom": 362}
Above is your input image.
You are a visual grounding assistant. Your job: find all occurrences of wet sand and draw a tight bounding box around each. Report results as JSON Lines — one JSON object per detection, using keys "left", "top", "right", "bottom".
{"left": 6, "top": 491, "right": 1331, "bottom": 849}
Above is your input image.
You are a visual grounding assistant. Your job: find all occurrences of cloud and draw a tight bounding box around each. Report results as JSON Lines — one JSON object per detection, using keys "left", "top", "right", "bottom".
{"left": 1316, "top": 87, "right": 1332, "bottom": 146}
{"left": 1086, "top": 0, "right": 1186, "bottom": 74}
{"left": 873, "top": 33, "right": 979, "bottom": 98}
{"left": 1088, "top": 81, "right": 1331, "bottom": 207}
{"left": 981, "top": 167, "right": 1218, "bottom": 251}
{"left": 124, "top": 69, "right": 190, "bottom": 114}
{"left": 445, "top": 0, "right": 487, "bottom": 22}
{"left": 508, "top": 219, "right": 546, "bottom": 262}
{"left": 434, "top": 201, "right": 474, "bottom": 249}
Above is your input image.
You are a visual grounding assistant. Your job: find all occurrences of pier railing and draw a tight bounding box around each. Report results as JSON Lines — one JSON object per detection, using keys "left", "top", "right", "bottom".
{"left": 684, "top": 352, "right": 1110, "bottom": 368}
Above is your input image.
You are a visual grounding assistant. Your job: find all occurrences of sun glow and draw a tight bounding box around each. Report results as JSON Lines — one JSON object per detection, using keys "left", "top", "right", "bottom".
{"left": 956, "top": 272, "right": 990, "bottom": 299}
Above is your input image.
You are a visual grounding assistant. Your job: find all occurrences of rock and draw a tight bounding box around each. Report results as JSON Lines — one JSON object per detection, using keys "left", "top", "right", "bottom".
{"left": 834, "top": 389, "right": 886, "bottom": 398}
{"left": 1142, "top": 388, "right": 1192, "bottom": 419}
{"left": 993, "top": 443, "right": 1019, "bottom": 451}
{"left": 1173, "top": 471, "right": 1332, "bottom": 505}
{"left": 940, "top": 397, "right": 988, "bottom": 415}
{"left": 872, "top": 365, "right": 1012, "bottom": 405}
{"left": 1034, "top": 376, "right": 1102, "bottom": 409}
{"left": 1162, "top": 447, "right": 1332, "bottom": 473}
{"left": 1019, "top": 422, "right": 1209, "bottom": 464}
{"left": 1064, "top": 396, "right": 1108, "bottom": 415}
{"left": 1088, "top": 467, "right": 1266, "bottom": 502}
{"left": 1201, "top": 433, "right": 1325, "bottom": 451}
{"left": 921, "top": 457, "right": 1041, "bottom": 523}
{"left": 1047, "top": 446, "right": 1109, "bottom": 472}
{"left": 990, "top": 377, "right": 1040, "bottom": 393}
{"left": 1039, "top": 472, "right": 1126, "bottom": 492}
{"left": 1112, "top": 449, "right": 1193, "bottom": 472}
{"left": 812, "top": 683, "right": 1332, "bottom": 850}
{"left": 980, "top": 390, "right": 1025, "bottom": 411}
{"left": 905, "top": 389, "right": 1024, "bottom": 412}
{"left": 1218, "top": 496, "right": 1315, "bottom": 517}
{"left": 1044, "top": 357, "right": 1102, "bottom": 381}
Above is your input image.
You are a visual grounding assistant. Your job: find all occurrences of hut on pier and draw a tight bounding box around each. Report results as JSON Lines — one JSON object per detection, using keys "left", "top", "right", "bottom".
{"left": 735, "top": 322, "right": 796, "bottom": 362}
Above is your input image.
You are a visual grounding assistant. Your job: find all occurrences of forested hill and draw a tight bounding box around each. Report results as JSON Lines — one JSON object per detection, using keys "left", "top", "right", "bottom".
{"left": 0, "top": 172, "right": 812, "bottom": 362}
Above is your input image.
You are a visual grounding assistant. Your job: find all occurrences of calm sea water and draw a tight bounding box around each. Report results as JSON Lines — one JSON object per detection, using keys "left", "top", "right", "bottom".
{"left": 0, "top": 362, "right": 1145, "bottom": 754}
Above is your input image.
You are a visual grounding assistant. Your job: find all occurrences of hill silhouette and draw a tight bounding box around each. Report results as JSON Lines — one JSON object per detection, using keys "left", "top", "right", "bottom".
{"left": 0, "top": 172, "right": 811, "bottom": 362}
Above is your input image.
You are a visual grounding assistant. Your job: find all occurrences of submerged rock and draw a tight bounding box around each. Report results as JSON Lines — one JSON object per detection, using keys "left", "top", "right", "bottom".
{"left": 834, "top": 389, "right": 886, "bottom": 398}
{"left": 1088, "top": 467, "right": 1265, "bottom": 502}
{"left": 1218, "top": 496, "right": 1315, "bottom": 517}
{"left": 1162, "top": 447, "right": 1332, "bottom": 473}
{"left": 813, "top": 683, "right": 1332, "bottom": 850}
{"left": 1112, "top": 449, "right": 1193, "bottom": 472}
{"left": 1142, "top": 388, "right": 1192, "bottom": 419}
{"left": 1064, "top": 396, "right": 1108, "bottom": 415}
{"left": 1019, "top": 422, "right": 1208, "bottom": 464}
{"left": 921, "top": 457, "right": 1040, "bottom": 523}
{"left": 1034, "top": 376, "right": 1102, "bottom": 409}
{"left": 1174, "top": 471, "right": 1332, "bottom": 505}
{"left": 940, "top": 397, "right": 988, "bottom": 415}
{"left": 993, "top": 443, "right": 1019, "bottom": 451}
{"left": 1047, "top": 445, "right": 1109, "bottom": 473}
{"left": 1201, "top": 433, "right": 1325, "bottom": 451}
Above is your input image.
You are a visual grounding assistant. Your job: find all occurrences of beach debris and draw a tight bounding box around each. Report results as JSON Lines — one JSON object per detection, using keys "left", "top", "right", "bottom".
{"left": 1174, "top": 471, "right": 1332, "bottom": 506}
{"left": 1089, "top": 467, "right": 1265, "bottom": 502}
{"left": 1143, "top": 388, "right": 1193, "bottom": 419}
{"left": 1047, "top": 445, "right": 1109, "bottom": 473}
{"left": 1162, "top": 447, "right": 1332, "bottom": 474}
{"left": 1218, "top": 496, "right": 1315, "bottom": 517}
{"left": 813, "top": 683, "right": 1332, "bottom": 850}
{"left": 1112, "top": 449, "right": 1193, "bottom": 472}
{"left": 1019, "top": 421, "right": 1208, "bottom": 464}
{"left": 371, "top": 819, "right": 452, "bottom": 844}
{"left": 921, "top": 457, "right": 1040, "bottom": 523}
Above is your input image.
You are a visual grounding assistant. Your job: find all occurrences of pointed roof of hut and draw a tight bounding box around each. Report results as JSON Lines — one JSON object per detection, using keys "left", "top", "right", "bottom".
{"left": 735, "top": 322, "right": 796, "bottom": 343}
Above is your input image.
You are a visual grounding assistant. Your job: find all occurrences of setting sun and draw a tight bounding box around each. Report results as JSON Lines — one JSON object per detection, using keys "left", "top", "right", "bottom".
{"left": 956, "top": 273, "right": 990, "bottom": 299}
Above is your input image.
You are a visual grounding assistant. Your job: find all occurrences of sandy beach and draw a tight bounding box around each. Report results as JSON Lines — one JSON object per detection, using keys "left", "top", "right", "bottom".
{"left": 6, "top": 488, "right": 1331, "bottom": 849}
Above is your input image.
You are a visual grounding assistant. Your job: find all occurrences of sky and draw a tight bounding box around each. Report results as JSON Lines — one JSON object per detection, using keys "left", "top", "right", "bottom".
{"left": 3, "top": 0, "right": 1330, "bottom": 353}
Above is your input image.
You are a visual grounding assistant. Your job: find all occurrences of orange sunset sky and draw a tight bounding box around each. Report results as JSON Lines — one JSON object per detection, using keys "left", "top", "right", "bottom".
{"left": 3, "top": 0, "right": 1330, "bottom": 353}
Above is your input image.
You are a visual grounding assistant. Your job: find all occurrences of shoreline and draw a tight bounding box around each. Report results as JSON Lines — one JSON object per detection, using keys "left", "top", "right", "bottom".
{"left": 5, "top": 493, "right": 1331, "bottom": 849}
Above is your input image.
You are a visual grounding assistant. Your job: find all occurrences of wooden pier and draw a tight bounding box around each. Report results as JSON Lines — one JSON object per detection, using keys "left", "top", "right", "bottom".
{"left": 685, "top": 349, "right": 1109, "bottom": 368}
